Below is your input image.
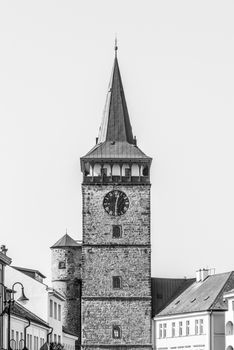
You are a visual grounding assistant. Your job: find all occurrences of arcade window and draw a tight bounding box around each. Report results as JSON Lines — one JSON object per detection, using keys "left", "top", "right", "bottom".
{"left": 112, "top": 225, "right": 122, "bottom": 239}
{"left": 58, "top": 261, "right": 66, "bottom": 269}
{"left": 125, "top": 168, "right": 131, "bottom": 177}
{"left": 113, "top": 276, "right": 122, "bottom": 289}
{"left": 112, "top": 325, "right": 121, "bottom": 339}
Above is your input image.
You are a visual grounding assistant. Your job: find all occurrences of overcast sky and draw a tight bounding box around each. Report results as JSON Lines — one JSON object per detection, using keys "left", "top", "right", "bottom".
{"left": 1, "top": 1, "right": 234, "bottom": 284}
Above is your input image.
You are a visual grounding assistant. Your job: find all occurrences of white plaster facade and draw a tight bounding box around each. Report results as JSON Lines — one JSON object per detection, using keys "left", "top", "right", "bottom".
{"left": 4, "top": 265, "right": 77, "bottom": 349}
{"left": 153, "top": 311, "right": 225, "bottom": 350}
{"left": 224, "top": 290, "right": 234, "bottom": 350}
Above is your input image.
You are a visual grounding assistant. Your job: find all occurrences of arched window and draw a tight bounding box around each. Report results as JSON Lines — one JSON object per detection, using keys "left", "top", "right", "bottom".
{"left": 226, "top": 321, "right": 234, "bottom": 335}
{"left": 227, "top": 346, "right": 234, "bottom": 350}
{"left": 112, "top": 325, "right": 121, "bottom": 339}
{"left": 142, "top": 166, "right": 149, "bottom": 176}
{"left": 113, "top": 276, "right": 122, "bottom": 289}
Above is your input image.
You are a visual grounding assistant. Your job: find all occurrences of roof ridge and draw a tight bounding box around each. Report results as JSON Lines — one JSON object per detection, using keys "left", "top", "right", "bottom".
{"left": 12, "top": 302, "right": 49, "bottom": 327}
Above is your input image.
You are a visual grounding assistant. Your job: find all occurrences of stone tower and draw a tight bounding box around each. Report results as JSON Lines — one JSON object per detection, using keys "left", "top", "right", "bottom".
{"left": 51, "top": 233, "right": 82, "bottom": 341}
{"left": 80, "top": 47, "right": 152, "bottom": 349}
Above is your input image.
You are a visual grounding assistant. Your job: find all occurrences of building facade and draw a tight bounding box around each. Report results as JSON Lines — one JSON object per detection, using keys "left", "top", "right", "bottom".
{"left": 80, "top": 48, "right": 152, "bottom": 349}
{"left": 224, "top": 289, "right": 234, "bottom": 350}
{"left": 153, "top": 270, "right": 234, "bottom": 350}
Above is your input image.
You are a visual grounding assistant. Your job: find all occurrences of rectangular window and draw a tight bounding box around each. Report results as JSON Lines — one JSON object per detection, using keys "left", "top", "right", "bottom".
{"left": 195, "top": 319, "right": 199, "bottom": 335}
{"left": 186, "top": 320, "right": 190, "bottom": 335}
{"left": 163, "top": 323, "right": 167, "bottom": 338}
{"left": 58, "top": 304, "right": 61, "bottom": 321}
{"left": 54, "top": 334, "right": 57, "bottom": 343}
{"left": 50, "top": 299, "right": 53, "bottom": 317}
{"left": 172, "top": 322, "right": 175, "bottom": 337}
{"left": 54, "top": 302, "right": 57, "bottom": 319}
{"left": 159, "top": 324, "right": 162, "bottom": 338}
{"left": 112, "top": 325, "right": 121, "bottom": 339}
{"left": 200, "top": 319, "right": 204, "bottom": 334}
{"left": 58, "top": 335, "right": 61, "bottom": 344}
{"left": 179, "top": 321, "right": 182, "bottom": 336}
{"left": 34, "top": 336, "right": 36, "bottom": 350}
{"left": 112, "top": 225, "right": 122, "bottom": 239}
{"left": 30, "top": 335, "right": 32, "bottom": 350}
{"left": 27, "top": 335, "right": 29, "bottom": 348}
{"left": 113, "top": 276, "right": 122, "bottom": 289}
{"left": 11, "top": 330, "right": 14, "bottom": 340}
{"left": 58, "top": 261, "right": 66, "bottom": 269}
{"left": 16, "top": 331, "right": 19, "bottom": 348}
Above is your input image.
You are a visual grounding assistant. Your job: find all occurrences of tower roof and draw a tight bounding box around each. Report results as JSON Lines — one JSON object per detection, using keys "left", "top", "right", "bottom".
{"left": 97, "top": 56, "right": 134, "bottom": 144}
{"left": 50, "top": 234, "right": 81, "bottom": 249}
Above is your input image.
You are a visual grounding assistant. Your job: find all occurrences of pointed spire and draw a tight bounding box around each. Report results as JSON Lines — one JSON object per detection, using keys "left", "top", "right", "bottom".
{"left": 97, "top": 45, "right": 134, "bottom": 144}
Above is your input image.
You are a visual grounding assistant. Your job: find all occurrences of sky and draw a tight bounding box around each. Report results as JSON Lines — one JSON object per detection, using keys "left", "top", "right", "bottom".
{"left": 1, "top": 0, "right": 234, "bottom": 284}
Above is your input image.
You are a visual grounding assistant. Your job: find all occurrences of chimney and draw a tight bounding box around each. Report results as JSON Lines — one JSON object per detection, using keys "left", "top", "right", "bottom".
{"left": 0, "top": 245, "right": 8, "bottom": 255}
{"left": 196, "top": 268, "right": 209, "bottom": 282}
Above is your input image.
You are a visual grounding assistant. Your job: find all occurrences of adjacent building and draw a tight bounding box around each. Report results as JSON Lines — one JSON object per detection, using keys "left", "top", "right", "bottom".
{"left": 224, "top": 289, "right": 234, "bottom": 350}
{"left": 153, "top": 269, "right": 234, "bottom": 350}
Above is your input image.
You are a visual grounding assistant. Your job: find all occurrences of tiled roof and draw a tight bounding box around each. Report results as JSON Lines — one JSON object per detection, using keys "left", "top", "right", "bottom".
{"left": 51, "top": 234, "right": 81, "bottom": 249}
{"left": 11, "top": 302, "right": 49, "bottom": 328}
{"left": 151, "top": 277, "right": 195, "bottom": 317}
{"left": 62, "top": 326, "right": 79, "bottom": 337}
{"left": 82, "top": 141, "right": 151, "bottom": 160}
{"left": 97, "top": 57, "right": 134, "bottom": 144}
{"left": 157, "top": 272, "right": 233, "bottom": 317}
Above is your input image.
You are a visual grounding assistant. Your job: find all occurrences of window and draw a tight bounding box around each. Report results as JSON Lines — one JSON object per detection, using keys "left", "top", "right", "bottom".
{"left": 27, "top": 335, "right": 29, "bottom": 348}
{"left": 50, "top": 299, "right": 53, "bottom": 317}
{"left": 58, "top": 261, "right": 66, "bottom": 269}
{"left": 54, "top": 334, "right": 57, "bottom": 343}
{"left": 232, "top": 301, "right": 234, "bottom": 311}
{"left": 200, "top": 319, "right": 204, "bottom": 334}
{"left": 163, "top": 323, "right": 167, "bottom": 338}
{"left": 112, "top": 225, "right": 122, "bottom": 239}
{"left": 101, "top": 168, "right": 107, "bottom": 176}
{"left": 186, "top": 320, "right": 190, "bottom": 335}
{"left": 125, "top": 168, "right": 131, "bottom": 177}
{"left": 195, "top": 319, "right": 199, "bottom": 335}
{"left": 113, "top": 276, "right": 122, "bottom": 289}
{"left": 30, "top": 335, "right": 32, "bottom": 350}
{"left": 16, "top": 331, "right": 19, "bottom": 348}
{"left": 226, "top": 321, "right": 234, "bottom": 335}
{"left": 11, "top": 330, "right": 14, "bottom": 340}
{"left": 54, "top": 302, "right": 57, "bottom": 319}
{"left": 112, "top": 325, "right": 121, "bottom": 339}
{"left": 172, "top": 322, "right": 175, "bottom": 337}
{"left": 58, "top": 335, "right": 61, "bottom": 344}
{"left": 58, "top": 304, "right": 61, "bottom": 321}
{"left": 142, "top": 166, "right": 149, "bottom": 176}
{"left": 179, "top": 321, "right": 182, "bottom": 336}
{"left": 159, "top": 324, "right": 163, "bottom": 338}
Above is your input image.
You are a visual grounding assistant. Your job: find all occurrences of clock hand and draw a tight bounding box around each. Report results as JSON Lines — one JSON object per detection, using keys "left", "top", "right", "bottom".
{"left": 115, "top": 193, "right": 119, "bottom": 216}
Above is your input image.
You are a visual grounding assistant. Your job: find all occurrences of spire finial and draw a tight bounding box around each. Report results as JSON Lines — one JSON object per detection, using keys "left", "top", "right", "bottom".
{"left": 114, "top": 35, "right": 118, "bottom": 58}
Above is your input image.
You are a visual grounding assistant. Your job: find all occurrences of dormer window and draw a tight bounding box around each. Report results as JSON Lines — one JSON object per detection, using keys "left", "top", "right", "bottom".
{"left": 58, "top": 261, "right": 66, "bottom": 269}
{"left": 113, "top": 276, "right": 122, "bottom": 289}
{"left": 112, "top": 225, "right": 122, "bottom": 239}
{"left": 112, "top": 325, "right": 121, "bottom": 339}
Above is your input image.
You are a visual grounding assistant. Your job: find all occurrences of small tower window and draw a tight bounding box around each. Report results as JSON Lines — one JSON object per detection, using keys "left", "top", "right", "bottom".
{"left": 58, "top": 261, "right": 66, "bottom": 269}
{"left": 125, "top": 168, "right": 131, "bottom": 177}
{"left": 112, "top": 225, "right": 122, "bottom": 239}
{"left": 142, "top": 166, "right": 149, "bottom": 176}
{"left": 112, "top": 325, "right": 121, "bottom": 339}
{"left": 113, "top": 276, "right": 122, "bottom": 289}
{"left": 101, "top": 168, "right": 107, "bottom": 176}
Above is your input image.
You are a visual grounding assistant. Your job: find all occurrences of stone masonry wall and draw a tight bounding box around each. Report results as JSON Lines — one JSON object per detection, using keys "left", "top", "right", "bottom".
{"left": 82, "top": 184, "right": 151, "bottom": 348}
{"left": 52, "top": 246, "right": 82, "bottom": 337}
{"left": 82, "top": 299, "right": 152, "bottom": 347}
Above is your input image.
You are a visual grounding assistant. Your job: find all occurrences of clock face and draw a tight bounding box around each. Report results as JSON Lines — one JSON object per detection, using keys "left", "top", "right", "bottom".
{"left": 103, "top": 190, "right": 129, "bottom": 216}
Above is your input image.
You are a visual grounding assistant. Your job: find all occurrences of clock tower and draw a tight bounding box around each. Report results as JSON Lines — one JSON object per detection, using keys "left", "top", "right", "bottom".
{"left": 80, "top": 46, "right": 152, "bottom": 349}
